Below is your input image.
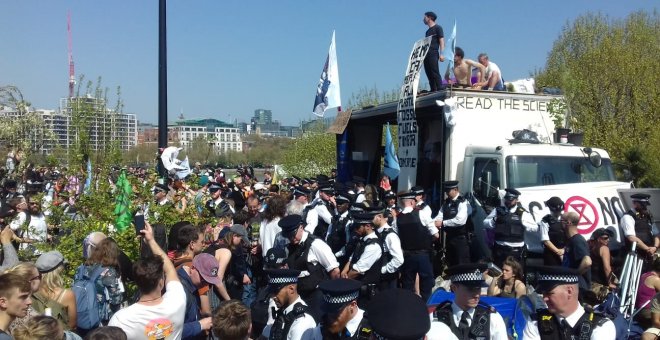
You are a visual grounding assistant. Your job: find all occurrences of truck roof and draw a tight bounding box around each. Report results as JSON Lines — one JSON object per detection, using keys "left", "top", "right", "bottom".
{"left": 466, "top": 143, "right": 612, "bottom": 159}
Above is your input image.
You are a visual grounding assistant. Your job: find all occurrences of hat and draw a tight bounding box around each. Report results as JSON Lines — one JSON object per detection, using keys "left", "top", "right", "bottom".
{"left": 192, "top": 253, "right": 221, "bottom": 285}
{"left": 443, "top": 180, "right": 459, "bottom": 191}
{"left": 208, "top": 183, "right": 223, "bottom": 193}
{"left": 367, "top": 289, "right": 431, "bottom": 340}
{"left": 532, "top": 265, "right": 580, "bottom": 293}
{"left": 292, "top": 176, "right": 301, "bottom": 182}
{"left": 545, "top": 196, "right": 564, "bottom": 210}
{"left": 253, "top": 182, "right": 266, "bottom": 191}
{"left": 410, "top": 186, "right": 425, "bottom": 196}
{"left": 331, "top": 168, "right": 337, "bottom": 172}
{"left": 153, "top": 183, "right": 169, "bottom": 194}
{"left": 264, "top": 247, "right": 288, "bottom": 268}
{"left": 504, "top": 188, "right": 521, "bottom": 200}
{"left": 446, "top": 263, "right": 488, "bottom": 287}
{"left": 335, "top": 193, "right": 351, "bottom": 205}
{"left": 398, "top": 190, "right": 416, "bottom": 200}
{"left": 230, "top": 224, "right": 250, "bottom": 245}
{"left": 631, "top": 193, "right": 651, "bottom": 204}
{"left": 351, "top": 212, "right": 375, "bottom": 226}
{"left": 318, "top": 182, "right": 335, "bottom": 195}
{"left": 265, "top": 269, "right": 301, "bottom": 293}
{"left": 36, "top": 251, "right": 66, "bottom": 273}
{"left": 591, "top": 228, "right": 615, "bottom": 240}
{"left": 319, "top": 279, "right": 362, "bottom": 315}
{"left": 317, "top": 174, "right": 330, "bottom": 182}
{"left": 293, "top": 186, "right": 311, "bottom": 197}
{"left": 383, "top": 190, "right": 396, "bottom": 199}
{"left": 278, "top": 215, "right": 304, "bottom": 238}
{"left": 198, "top": 176, "right": 210, "bottom": 187}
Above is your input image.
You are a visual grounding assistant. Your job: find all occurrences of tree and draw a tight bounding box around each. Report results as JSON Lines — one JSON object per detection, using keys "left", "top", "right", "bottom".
{"left": 535, "top": 11, "right": 660, "bottom": 186}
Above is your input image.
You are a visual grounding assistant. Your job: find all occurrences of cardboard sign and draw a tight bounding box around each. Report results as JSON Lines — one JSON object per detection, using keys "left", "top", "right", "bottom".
{"left": 327, "top": 109, "right": 352, "bottom": 134}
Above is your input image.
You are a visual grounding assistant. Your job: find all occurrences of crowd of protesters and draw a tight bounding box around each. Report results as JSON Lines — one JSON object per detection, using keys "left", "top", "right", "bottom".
{"left": 0, "top": 148, "right": 658, "bottom": 340}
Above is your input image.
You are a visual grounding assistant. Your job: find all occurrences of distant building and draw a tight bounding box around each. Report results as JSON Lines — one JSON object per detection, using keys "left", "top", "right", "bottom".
{"left": 253, "top": 109, "right": 272, "bottom": 125}
{"left": 301, "top": 115, "right": 335, "bottom": 132}
{"left": 169, "top": 118, "right": 242, "bottom": 153}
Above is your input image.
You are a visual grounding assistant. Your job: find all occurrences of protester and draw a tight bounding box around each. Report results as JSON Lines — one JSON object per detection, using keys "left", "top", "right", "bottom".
{"left": 636, "top": 257, "right": 660, "bottom": 330}
{"left": 83, "top": 238, "right": 125, "bottom": 326}
{"left": 589, "top": 228, "right": 616, "bottom": 302}
{"left": 2, "top": 262, "right": 41, "bottom": 333}
{"left": 212, "top": 300, "right": 252, "bottom": 340}
{"left": 177, "top": 253, "right": 216, "bottom": 340}
{"left": 206, "top": 227, "right": 244, "bottom": 306}
{"left": 0, "top": 227, "right": 19, "bottom": 272}
{"left": 260, "top": 195, "right": 287, "bottom": 255}
{"left": 12, "top": 315, "right": 81, "bottom": 340}
{"left": 487, "top": 256, "right": 527, "bottom": 298}
{"left": 0, "top": 272, "right": 32, "bottom": 339}
{"left": 83, "top": 326, "right": 127, "bottom": 340}
{"left": 108, "top": 222, "right": 186, "bottom": 339}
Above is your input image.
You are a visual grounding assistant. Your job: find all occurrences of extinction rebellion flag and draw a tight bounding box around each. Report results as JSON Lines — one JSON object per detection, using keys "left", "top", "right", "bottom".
{"left": 313, "top": 30, "right": 341, "bottom": 117}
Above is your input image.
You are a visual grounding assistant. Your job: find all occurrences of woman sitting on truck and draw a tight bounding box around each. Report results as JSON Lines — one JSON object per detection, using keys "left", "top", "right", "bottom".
{"left": 487, "top": 256, "right": 527, "bottom": 298}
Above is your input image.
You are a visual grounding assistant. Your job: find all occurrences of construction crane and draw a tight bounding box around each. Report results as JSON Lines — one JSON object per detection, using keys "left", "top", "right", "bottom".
{"left": 67, "top": 12, "right": 75, "bottom": 98}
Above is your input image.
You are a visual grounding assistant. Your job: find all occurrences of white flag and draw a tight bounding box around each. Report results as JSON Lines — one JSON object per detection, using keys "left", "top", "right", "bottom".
{"left": 313, "top": 30, "right": 341, "bottom": 117}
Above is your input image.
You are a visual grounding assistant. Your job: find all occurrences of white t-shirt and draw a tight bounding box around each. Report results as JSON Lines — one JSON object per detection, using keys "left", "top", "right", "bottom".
{"left": 260, "top": 217, "right": 282, "bottom": 255}
{"left": 109, "top": 281, "right": 186, "bottom": 340}
{"left": 10, "top": 212, "right": 48, "bottom": 251}
{"left": 485, "top": 62, "right": 502, "bottom": 82}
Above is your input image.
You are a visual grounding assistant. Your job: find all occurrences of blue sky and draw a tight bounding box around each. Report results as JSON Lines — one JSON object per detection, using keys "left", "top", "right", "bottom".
{"left": 1, "top": 1, "right": 656, "bottom": 125}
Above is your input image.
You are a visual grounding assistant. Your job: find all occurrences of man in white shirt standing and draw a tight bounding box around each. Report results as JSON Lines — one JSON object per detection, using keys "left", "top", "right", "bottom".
{"left": 109, "top": 222, "right": 186, "bottom": 340}
{"left": 10, "top": 195, "right": 48, "bottom": 252}
{"left": 523, "top": 266, "right": 615, "bottom": 340}
{"left": 373, "top": 208, "right": 403, "bottom": 290}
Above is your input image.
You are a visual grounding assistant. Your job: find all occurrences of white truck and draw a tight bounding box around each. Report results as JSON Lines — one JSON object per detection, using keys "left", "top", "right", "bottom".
{"left": 342, "top": 89, "right": 631, "bottom": 258}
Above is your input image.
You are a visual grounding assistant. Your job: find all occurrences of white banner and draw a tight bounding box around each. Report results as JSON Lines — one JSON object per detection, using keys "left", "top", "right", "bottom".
{"left": 397, "top": 36, "right": 432, "bottom": 192}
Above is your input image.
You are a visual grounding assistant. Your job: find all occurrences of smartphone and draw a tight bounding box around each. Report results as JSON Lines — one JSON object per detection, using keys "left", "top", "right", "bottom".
{"left": 134, "top": 214, "right": 145, "bottom": 235}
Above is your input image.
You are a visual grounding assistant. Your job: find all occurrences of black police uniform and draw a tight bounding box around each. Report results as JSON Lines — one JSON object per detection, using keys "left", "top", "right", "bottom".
{"left": 541, "top": 214, "right": 566, "bottom": 266}
{"left": 441, "top": 194, "right": 472, "bottom": 266}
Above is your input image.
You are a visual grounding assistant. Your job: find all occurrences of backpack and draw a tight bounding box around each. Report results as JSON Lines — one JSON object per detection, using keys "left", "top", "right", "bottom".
{"left": 72, "top": 264, "right": 105, "bottom": 330}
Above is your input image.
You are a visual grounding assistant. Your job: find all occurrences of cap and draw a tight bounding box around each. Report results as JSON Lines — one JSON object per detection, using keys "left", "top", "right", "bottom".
{"left": 318, "top": 182, "right": 335, "bottom": 195}
{"left": 292, "top": 176, "right": 301, "bottom": 182}
{"left": 278, "top": 214, "right": 304, "bottom": 238}
{"left": 230, "top": 224, "right": 250, "bottom": 245}
{"left": 265, "top": 269, "right": 301, "bottom": 293}
{"left": 208, "top": 183, "right": 223, "bottom": 193}
{"left": 293, "top": 186, "right": 311, "bottom": 197}
{"left": 532, "top": 265, "right": 580, "bottom": 293}
{"left": 631, "top": 193, "right": 651, "bottom": 204}
{"left": 410, "top": 186, "right": 425, "bottom": 196}
{"left": 398, "top": 190, "right": 416, "bottom": 200}
{"left": 192, "top": 253, "right": 221, "bottom": 285}
{"left": 443, "top": 180, "right": 459, "bottom": 191}
{"left": 198, "top": 176, "right": 210, "bottom": 187}
{"left": 319, "top": 279, "right": 362, "bottom": 315}
{"left": 545, "top": 196, "right": 564, "bottom": 210}
{"left": 36, "top": 251, "right": 66, "bottom": 273}
{"left": 218, "top": 226, "right": 231, "bottom": 240}
{"left": 214, "top": 201, "right": 233, "bottom": 218}
{"left": 153, "top": 183, "right": 169, "bottom": 194}
{"left": 504, "top": 188, "right": 521, "bottom": 200}
{"left": 335, "top": 193, "right": 351, "bottom": 205}
{"left": 301, "top": 178, "right": 311, "bottom": 185}
{"left": 383, "top": 190, "right": 396, "bottom": 199}
{"left": 591, "top": 228, "right": 615, "bottom": 240}
{"left": 446, "top": 263, "right": 488, "bottom": 287}
{"left": 264, "top": 247, "right": 288, "bottom": 268}
{"left": 367, "top": 289, "right": 431, "bottom": 340}
{"left": 351, "top": 212, "right": 375, "bottom": 226}
{"left": 317, "top": 174, "right": 329, "bottom": 182}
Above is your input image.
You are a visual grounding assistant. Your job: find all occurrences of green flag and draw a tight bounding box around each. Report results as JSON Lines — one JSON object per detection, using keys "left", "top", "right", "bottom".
{"left": 113, "top": 170, "right": 133, "bottom": 232}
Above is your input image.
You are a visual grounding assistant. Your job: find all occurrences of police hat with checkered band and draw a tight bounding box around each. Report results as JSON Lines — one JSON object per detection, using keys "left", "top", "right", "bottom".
{"left": 319, "top": 278, "right": 362, "bottom": 314}
{"left": 447, "top": 263, "right": 488, "bottom": 287}
{"left": 335, "top": 192, "right": 351, "bottom": 205}
{"left": 265, "top": 269, "right": 301, "bottom": 293}
{"left": 532, "top": 265, "right": 580, "bottom": 293}
{"left": 631, "top": 193, "right": 651, "bottom": 204}
{"left": 292, "top": 186, "right": 311, "bottom": 197}
{"left": 367, "top": 289, "right": 431, "bottom": 340}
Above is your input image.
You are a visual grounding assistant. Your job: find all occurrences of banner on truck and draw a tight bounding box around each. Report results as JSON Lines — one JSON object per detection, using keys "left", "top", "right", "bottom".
{"left": 397, "top": 36, "right": 432, "bottom": 191}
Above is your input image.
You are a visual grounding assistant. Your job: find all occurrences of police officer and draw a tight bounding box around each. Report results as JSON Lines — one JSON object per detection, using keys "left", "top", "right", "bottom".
{"left": 411, "top": 185, "right": 438, "bottom": 239}
{"left": 429, "top": 263, "right": 508, "bottom": 340}
{"left": 383, "top": 190, "right": 398, "bottom": 226}
{"left": 621, "top": 193, "right": 658, "bottom": 258}
{"left": 539, "top": 196, "right": 566, "bottom": 266}
{"left": 326, "top": 193, "right": 352, "bottom": 262}
{"left": 373, "top": 208, "right": 404, "bottom": 290}
{"left": 280, "top": 214, "right": 340, "bottom": 322}
{"left": 252, "top": 248, "right": 289, "bottom": 338}
{"left": 341, "top": 212, "right": 382, "bottom": 307}
{"left": 396, "top": 190, "right": 437, "bottom": 302}
{"left": 308, "top": 182, "right": 336, "bottom": 238}
{"left": 310, "top": 279, "right": 371, "bottom": 339}
{"left": 260, "top": 269, "right": 316, "bottom": 340}
{"left": 434, "top": 180, "right": 472, "bottom": 266}
{"left": 522, "top": 266, "right": 615, "bottom": 340}
{"left": 205, "top": 183, "right": 233, "bottom": 217}
{"left": 367, "top": 289, "right": 433, "bottom": 340}
{"left": 483, "top": 188, "right": 537, "bottom": 268}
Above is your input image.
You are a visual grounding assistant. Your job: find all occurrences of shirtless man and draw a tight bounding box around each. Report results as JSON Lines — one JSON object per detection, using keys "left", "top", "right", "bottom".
{"left": 445, "top": 47, "right": 485, "bottom": 88}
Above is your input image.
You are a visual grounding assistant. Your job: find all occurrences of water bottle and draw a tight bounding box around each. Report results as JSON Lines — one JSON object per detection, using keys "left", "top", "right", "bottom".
{"left": 487, "top": 262, "right": 502, "bottom": 277}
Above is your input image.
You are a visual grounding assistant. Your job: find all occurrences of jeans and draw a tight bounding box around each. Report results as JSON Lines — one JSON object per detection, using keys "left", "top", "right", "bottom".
{"left": 242, "top": 267, "right": 257, "bottom": 307}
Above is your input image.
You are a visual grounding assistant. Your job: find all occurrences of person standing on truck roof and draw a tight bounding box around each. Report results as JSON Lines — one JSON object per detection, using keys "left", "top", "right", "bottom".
{"left": 539, "top": 196, "right": 567, "bottom": 266}
{"left": 621, "top": 193, "right": 659, "bottom": 263}
{"left": 434, "top": 181, "right": 472, "bottom": 266}
{"left": 423, "top": 11, "right": 445, "bottom": 92}
{"left": 396, "top": 189, "right": 436, "bottom": 302}
{"left": 483, "top": 188, "right": 538, "bottom": 269}
{"left": 474, "top": 53, "right": 505, "bottom": 91}
{"left": 444, "top": 47, "right": 486, "bottom": 88}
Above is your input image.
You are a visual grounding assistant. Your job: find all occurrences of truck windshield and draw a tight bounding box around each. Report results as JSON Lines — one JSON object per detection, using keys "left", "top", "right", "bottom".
{"left": 506, "top": 156, "right": 616, "bottom": 188}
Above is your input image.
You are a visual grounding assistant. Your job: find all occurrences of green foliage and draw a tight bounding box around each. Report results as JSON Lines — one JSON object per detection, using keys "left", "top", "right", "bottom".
{"left": 535, "top": 10, "right": 660, "bottom": 186}
{"left": 281, "top": 129, "right": 336, "bottom": 177}
{"left": 547, "top": 98, "right": 568, "bottom": 129}
{"left": 347, "top": 85, "right": 399, "bottom": 110}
